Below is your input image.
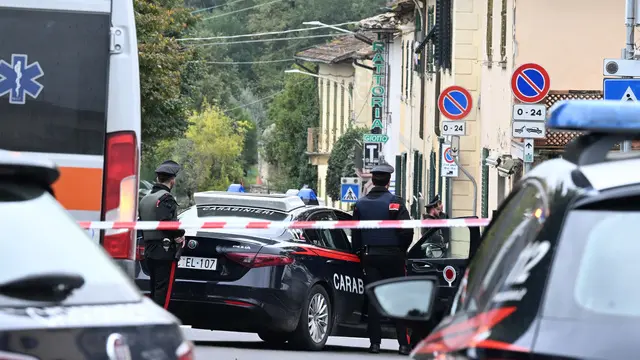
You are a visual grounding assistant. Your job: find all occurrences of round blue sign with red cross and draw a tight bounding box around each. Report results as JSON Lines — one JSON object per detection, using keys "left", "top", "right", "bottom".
{"left": 444, "top": 147, "right": 455, "bottom": 163}
{"left": 511, "top": 63, "right": 551, "bottom": 104}
{"left": 438, "top": 86, "right": 472, "bottom": 120}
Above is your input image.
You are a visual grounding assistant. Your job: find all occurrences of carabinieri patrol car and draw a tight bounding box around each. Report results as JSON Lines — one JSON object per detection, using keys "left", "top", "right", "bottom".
{"left": 134, "top": 190, "right": 481, "bottom": 351}
{"left": 366, "top": 100, "right": 640, "bottom": 360}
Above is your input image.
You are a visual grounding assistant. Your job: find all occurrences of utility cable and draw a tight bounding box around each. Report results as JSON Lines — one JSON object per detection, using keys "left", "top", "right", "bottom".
{"left": 202, "top": 0, "right": 284, "bottom": 21}
{"left": 178, "top": 21, "right": 358, "bottom": 41}
{"left": 185, "top": 33, "right": 341, "bottom": 46}
{"left": 191, "top": 0, "right": 250, "bottom": 14}
{"left": 189, "top": 58, "right": 294, "bottom": 64}
{"left": 222, "top": 77, "right": 311, "bottom": 114}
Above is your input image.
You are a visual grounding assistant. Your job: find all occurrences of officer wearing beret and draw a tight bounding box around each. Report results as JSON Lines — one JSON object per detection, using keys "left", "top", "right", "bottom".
{"left": 352, "top": 162, "right": 413, "bottom": 355}
{"left": 138, "top": 160, "right": 186, "bottom": 309}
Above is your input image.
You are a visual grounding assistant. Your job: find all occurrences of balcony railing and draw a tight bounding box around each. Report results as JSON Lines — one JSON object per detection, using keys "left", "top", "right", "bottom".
{"left": 306, "top": 127, "right": 329, "bottom": 155}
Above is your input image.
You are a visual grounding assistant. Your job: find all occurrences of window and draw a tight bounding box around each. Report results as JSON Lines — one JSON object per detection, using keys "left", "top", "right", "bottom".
{"left": 333, "top": 82, "right": 338, "bottom": 140}
{"left": 401, "top": 40, "right": 405, "bottom": 98}
{"left": 457, "top": 181, "right": 548, "bottom": 313}
{"left": 0, "top": 9, "right": 109, "bottom": 155}
{"left": 307, "top": 211, "right": 351, "bottom": 252}
{"left": 325, "top": 80, "right": 331, "bottom": 150}
{"left": 0, "top": 182, "right": 141, "bottom": 307}
{"left": 408, "top": 226, "right": 471, "bottom": 260}
{"left": 404, "top": 41, "right": 410, "bottom": 99}
{"left": 340, "top": 81, "right": 345, "bottom": 134}
{"left": 435, "top": 0, "right": 453, "bottom": 71}
{"left": 544, "top": 208, "right": 640, "bottom": 319}
{"left": 426, "top": 5, "right": 436, "bottom": 74}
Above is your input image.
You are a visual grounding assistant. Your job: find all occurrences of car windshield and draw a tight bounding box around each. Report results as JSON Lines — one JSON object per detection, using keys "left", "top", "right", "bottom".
{"left": 179, "top": 205, "right": 290, "bottom": 238}
{"left": 544, "top": 209, "right": 640, "bottom": 319}
{"left": 0, "top": 182, "right": 141, "bottom": 307}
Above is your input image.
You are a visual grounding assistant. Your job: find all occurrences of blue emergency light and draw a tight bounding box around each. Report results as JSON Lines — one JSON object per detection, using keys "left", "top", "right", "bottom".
{"left": 298, "top": 188, "right": 319, "bottom": 205}
{"left": 227, "top": 183, "right": 245, "bottom": 192}
{"left": 548, "top": 100, "right": 640, "bottom": 133}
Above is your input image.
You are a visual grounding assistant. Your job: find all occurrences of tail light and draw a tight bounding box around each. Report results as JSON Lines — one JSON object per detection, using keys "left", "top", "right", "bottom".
{"left": 175, "top": 341, "right": 194, "bottom": 360}
{"left": 0, "top": 350, "right": 39, "bottom": 359}
{"left": 101, "top": 131, "right": 139, "bottom": 260}
{"left": 225, "top": 252, "right": 294, "bottom": 268}
{"left": 136, "top": 244, "right": 145, "bottom": 260}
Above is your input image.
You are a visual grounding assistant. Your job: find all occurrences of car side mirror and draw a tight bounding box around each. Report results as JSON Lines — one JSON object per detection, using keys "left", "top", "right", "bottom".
{"left": 365, "top": 276, "right": 438, "bottom": 322}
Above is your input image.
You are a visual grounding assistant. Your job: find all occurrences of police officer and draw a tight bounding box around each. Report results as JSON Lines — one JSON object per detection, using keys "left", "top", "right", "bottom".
{"left": 352, "top": 162, "right": 413, "bottom": 355}
{"left": 139, "top": 160, "right": 186, "bottom": 309}
{"left": 421, "top": 195, "right": 449, "bottom": 258}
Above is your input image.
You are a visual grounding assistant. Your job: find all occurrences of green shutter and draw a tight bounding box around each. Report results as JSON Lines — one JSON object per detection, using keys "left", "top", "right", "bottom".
{"left": 401, "top": 40, "right": 405, "bottom": 97}
{"left": 395, "top": 155, "right": 402, "bottom": 197}
{"left": 429, "top": 151, "right": 436, "bottom": 200}
{"left": 481, "top": 148, "right": 489, "bottom": 218}
{"left": 411, "top": 151, "right": 420, "bottom": 218}
{"left": 401, "top": 152, "right": 408, "bottom": 200}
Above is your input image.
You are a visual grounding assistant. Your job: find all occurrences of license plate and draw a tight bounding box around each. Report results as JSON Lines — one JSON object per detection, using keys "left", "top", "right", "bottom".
{"left": 178, "top": 256, "right": 217, "bottom": 271}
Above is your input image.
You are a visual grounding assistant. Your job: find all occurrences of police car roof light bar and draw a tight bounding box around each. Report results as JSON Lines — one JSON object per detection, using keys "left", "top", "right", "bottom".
{"left": 548, "top": 100, "right": 640, "bottom": 133}
{"left": 549, "top": 100, "right": 640, "bottom": 166}
{"left": 194, "top": 191, "right": 306, "bottom": 212}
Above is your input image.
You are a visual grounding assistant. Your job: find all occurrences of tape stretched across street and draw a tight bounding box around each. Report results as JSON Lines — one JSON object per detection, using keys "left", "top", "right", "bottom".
{"left": 77, "top": 218, "right": 491, "bottom": 230}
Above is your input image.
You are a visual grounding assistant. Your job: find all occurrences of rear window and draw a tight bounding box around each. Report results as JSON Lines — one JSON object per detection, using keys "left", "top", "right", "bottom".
{"left": 0, "top": 182, "right": 141, "bottom": 307}
{"left": 0, "top": 8, "right": 109, "bottom": 155}
{"left": 544, "top": 210, "right": 640, "bottom": 318}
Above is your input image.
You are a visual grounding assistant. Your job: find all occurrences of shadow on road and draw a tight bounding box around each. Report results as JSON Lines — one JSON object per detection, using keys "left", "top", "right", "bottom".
{"left": 194, "top": 340, "right": 397, "bottom": 354}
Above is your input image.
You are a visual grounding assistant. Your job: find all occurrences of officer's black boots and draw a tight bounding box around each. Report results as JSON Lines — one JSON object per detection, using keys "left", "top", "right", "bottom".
{"left": 368, "top": 343, "right": 380, "bottom": 353}
{"left": 399, "top": 344, "right": 411, "bottom": 355}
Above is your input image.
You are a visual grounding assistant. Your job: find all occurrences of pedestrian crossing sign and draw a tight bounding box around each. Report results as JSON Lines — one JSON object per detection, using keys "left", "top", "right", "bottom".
{"left": 340, "top": 177, "right": 360, "bottom": 203}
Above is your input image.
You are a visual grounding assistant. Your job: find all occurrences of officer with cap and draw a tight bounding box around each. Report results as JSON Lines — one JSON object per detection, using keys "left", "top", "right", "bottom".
{"left": 138, "top": 160, "right": 186, "bottom": 309}
{"left": 421, "top": 194, "right": 449, "bottom": 257}
{"left": 352, "top": 162, "right": 413, "bottom": 355}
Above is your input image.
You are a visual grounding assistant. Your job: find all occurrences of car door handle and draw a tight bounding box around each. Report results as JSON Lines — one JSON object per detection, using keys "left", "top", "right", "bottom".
{"left": 326, "top": 259, "right": 336, "bottom": 264}
{"left": 412, "top": 263, "right": 432, "bottom": 269}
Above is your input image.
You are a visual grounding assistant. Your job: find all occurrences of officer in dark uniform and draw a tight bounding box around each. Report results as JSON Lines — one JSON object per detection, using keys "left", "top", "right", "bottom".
{"left": 352, "top": 162, "right": 413, "bottom": 355}
{"left": 420, "top": 195, "right": 450, "bottom": 258}
{"left": 139, "top": 160, "right": 186, "bottom": 309}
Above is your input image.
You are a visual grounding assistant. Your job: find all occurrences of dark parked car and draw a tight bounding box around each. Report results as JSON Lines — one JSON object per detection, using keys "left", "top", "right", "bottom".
{"left": 134, "top": 191, "right": 482, "bottom": 351}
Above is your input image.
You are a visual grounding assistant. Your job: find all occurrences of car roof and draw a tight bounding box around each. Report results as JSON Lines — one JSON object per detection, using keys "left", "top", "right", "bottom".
{"left": 0, "top": 149, "right": 59, "bottom": 188}
{"left": 194, "top": 191, "right": 307, "bottom": 213}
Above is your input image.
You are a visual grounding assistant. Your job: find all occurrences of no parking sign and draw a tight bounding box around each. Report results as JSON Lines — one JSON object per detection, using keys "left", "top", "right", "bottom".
{"left": 441, "top": 145, "right": 458, "bottom": 178}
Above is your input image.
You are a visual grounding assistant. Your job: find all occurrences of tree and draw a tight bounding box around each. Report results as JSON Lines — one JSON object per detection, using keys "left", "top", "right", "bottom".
{"left": 135, "top": 0, "right": 199, "bottom": 152}
{"left": 151, "top": 104, "right": 250, "bottom": 206}
{"left": 325, "top": 127, "right": 368, "bottom": 200}
{"left": 263, "top": 75, "right": 318, "bottom": 191}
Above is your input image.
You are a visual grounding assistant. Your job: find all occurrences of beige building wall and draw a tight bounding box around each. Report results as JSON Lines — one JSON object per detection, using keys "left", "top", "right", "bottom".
{"left": 312, "top": 62, "right": 373, "bottom": 210}
{"left": 480, "top": 0, "right": 629, "bottom": 213}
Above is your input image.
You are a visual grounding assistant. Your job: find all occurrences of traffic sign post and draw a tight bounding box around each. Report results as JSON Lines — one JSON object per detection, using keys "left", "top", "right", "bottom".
{"left": 441, "top": 145, "right": 458, "bottom": 178}
{"left": 340, "top": 177, "right": 360, "bottom": 203}
{"left": 511, "top": 63, "right": 549, "bottom": 173}
{"left": 438, "top": 86, "right": 472, "bottom": 136}
{"left": 511, "top": 63, "right": 551, "bottom": 104}
{"left": 363, "top": 142, "right": 381, "bottom": 169}
{"left": 523, "top": 139, "right": 534, "bottom": 163}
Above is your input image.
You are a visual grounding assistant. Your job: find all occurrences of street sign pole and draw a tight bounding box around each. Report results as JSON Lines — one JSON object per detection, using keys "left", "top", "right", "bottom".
{"left": 511, "top": 63, "right": 551, "bottom": 174}
{"left": 622, "top": 0, "right": 635, "bottom": 152}
{"left": 438, "top": 86, "right": 478, "bottom": 217}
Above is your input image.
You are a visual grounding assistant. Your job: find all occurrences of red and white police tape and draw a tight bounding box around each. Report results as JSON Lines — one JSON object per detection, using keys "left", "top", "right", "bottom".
{"left": 77, "top": 218, "right": 491, "bottom": 230}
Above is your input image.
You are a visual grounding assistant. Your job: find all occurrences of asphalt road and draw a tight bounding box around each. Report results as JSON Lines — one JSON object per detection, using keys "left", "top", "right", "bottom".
{"left": 182, "top": 326, "right": 408, "bottom": 359}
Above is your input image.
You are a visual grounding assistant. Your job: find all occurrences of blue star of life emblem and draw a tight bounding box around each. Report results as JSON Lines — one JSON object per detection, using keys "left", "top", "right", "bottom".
{"left": 0, "top": 54, "right": 44, "bottom": 105}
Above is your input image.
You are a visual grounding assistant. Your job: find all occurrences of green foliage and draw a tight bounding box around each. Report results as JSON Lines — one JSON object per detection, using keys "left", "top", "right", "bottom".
{"left": 135, "top": 0, "right": 199, "bottom": 152}
{"left": 263, "top": 75, "right": 318, "bottom": 191}
{"left": 150, "top": 104, "right": 249, "bottom": 205}
{"left": 325, "top": 127, "right": 368, "bottom": 200}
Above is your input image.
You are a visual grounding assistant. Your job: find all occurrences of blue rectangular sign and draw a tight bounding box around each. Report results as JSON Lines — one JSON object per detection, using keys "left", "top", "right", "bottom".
{"left": 603, "top": 78, "right": 640, "bottom": 101}
{"left": 340, "top": 183, "right": 360, "bottom": 203}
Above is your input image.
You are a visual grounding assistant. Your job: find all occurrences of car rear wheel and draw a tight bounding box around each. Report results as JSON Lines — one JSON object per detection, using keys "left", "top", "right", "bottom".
{"left": 290, "top": 285, "right": 331, "bottom": 351}
{"left": 258, "top": 331, "right": 291, "bottom": 344}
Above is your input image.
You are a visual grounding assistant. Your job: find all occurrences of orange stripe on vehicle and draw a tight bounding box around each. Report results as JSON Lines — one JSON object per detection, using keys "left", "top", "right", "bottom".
{"left": 415, "top": 307, "right": 522, "bottom": 354}
{"left": 51, "top": 166, "right": 103, "bottom": 211}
